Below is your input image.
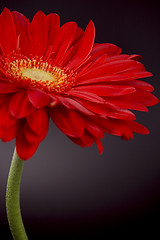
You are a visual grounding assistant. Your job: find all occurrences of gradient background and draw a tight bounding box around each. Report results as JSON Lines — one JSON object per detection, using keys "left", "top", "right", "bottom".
{"left": 0, "top": 0, "right": 160, "bottom": 238}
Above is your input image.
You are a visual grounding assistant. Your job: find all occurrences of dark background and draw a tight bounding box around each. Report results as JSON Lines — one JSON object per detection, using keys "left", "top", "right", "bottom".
{"left": 0, "top": 0, "right": 160, "bottom": 238}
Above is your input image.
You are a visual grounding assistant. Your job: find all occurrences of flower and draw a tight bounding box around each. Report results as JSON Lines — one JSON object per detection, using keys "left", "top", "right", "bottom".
{"left": 0, "top": 8, "right": 158, "bottom": 160}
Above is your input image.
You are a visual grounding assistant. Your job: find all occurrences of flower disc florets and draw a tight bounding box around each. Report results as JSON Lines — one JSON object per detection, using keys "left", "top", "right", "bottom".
{"left": 2, "top": 51, "right": 76, "bottom": 93}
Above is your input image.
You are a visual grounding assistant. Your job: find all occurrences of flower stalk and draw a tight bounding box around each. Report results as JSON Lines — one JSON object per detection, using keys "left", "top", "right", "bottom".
{"left": 6, "top": 148, "right": 28, "bottom": 240}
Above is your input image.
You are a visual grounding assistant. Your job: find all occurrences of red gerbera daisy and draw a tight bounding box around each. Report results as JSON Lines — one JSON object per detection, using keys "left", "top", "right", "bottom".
{"left": 0, "top": 8, "right": 158, "bottom": 160}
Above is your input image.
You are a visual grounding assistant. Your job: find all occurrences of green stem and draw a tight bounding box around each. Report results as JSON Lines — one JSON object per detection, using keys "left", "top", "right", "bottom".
{"left": 6, "top": 148, "right": 28, "bottom": 240}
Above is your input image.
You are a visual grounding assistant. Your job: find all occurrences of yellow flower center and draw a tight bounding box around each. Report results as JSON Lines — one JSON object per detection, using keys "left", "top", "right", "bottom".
{"left": 20, "top": 68, "right": 55, "bottom": 82}
{"left": 3, "top": 52, "right": 76, "bottom": 93}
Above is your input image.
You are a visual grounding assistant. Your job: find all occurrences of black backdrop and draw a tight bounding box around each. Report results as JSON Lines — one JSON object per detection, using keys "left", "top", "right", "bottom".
{"left": 0, "top": 0, "right": 160, "bottom": 238}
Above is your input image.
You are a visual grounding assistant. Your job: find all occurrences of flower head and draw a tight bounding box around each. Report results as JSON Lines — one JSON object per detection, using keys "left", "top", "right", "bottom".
{"left": 0, "top": 8, "right": 158, "bottom": 160}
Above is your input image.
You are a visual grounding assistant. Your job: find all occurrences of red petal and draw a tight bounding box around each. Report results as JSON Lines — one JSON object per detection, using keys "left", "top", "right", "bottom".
{"left": 73, "top": 98, "right": 117, "bottom": 115}
{"left": 50, "top": 22, "right": 77, "bottom": 62}
{"left": 52, "top": 22, "right": 77, "bottom": 65}
{"left": 79, "top": 53, "right": 129, "bottom": 74}
{"left": 16, "top": 123, "right": 39, "bottom": 160}
{"left": 27, "top": 108, "right": 49, "bottom": 136}
{"left": 0, "top": 8, "right": 17, "bottom": 54}
{"left": 120, "top": 80, "right": 154, "bottom": 92}
{"left": 50, "top": 106, "right": 84, "bottom": 138}
{"left": 78, "top": 60, "right": 138, "bottom": 81}
{"left": 24, "top": 123, "right": 43, "bottom": 143}
{"left": 71, "top": 27, "right": 84, "bottom": 45}
{"left": 94, "top": 117, "right": 134, "bottom": 139}
{"left": 75, "top": 98, "right": 135, "bottom": 120}
{"left": 84, "top": 118, "right": 104, "bottom": 138}
{"left": 85, "top": 44, "right": 121, "bottom": 65}
{"left": 70, "top": 130, "right": 94, "bottom": 148}
{"left": 77, "top": 55, "right": 107, "bottom": 77}
{"left": 109, "top": 109, "right": 136, "bottom": 120}
{"left": 67, "top": 90, "right": 105, "bottom": 103}
{"left": 29, "top": 11, "right": 47, "bottom": 56}
{"left": 0, "top": 94, "right": 10, "bottom": 105}
{"left": 60, "top": 28, "right": 84, "bottom": 66}
{"left": 127, "top": 121, "right": 149, "bottom": 134}
{"left": 49, "top": 93, "right": 59, "bottom": 107}
{"left": 120, "top": 62, "right": 145, "bottom": 73}
{"left": 77, "top": 71, "right": 152, "bottom": 85}
{"left": 104, "top": 54, "right": 131, "bottom": 63}
{"left": 107, "top": 96, "right": 148, "bottom": 112}
{"left": 91, "top": 43, "right": 121, "bottom": 56}
{"left": 27, "top": 88, "right": 50, "bottom": 108}
{"left": 46, "top": 13, "right": 60, "bottom": 49}
{"left": 95, "top": 138, "right": 103, "bottom": 154}
{"left": 75, "top": 85, "right": 136, "bottom": 97}
{"left": 66, "top": 21, "right": 95, "bottom": 69}
{"left": 61, "top": 45, "right": 79, "bottom": 67}
{"left": 129, "top": 89, "right": 159, "bottom": 106}
{"left": 11, "top": 11, "right": 29, "bottom": 55}
{"left": 0, "top": 122, "right": 18, "bottom": 142}
{"left": 58, "top": 96, "right": 95, "bottom": 116}
{"left": 129, "top": 54, "right": 142, "bottom": 61}
{"left": 9, "top": 91, "right": 34, "bottom": 118}
{"left": 0, "top": 101, "right": 17, "bottom": 128}
{"left": 0, "top": 81, "right": 20, "bottom": 93}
